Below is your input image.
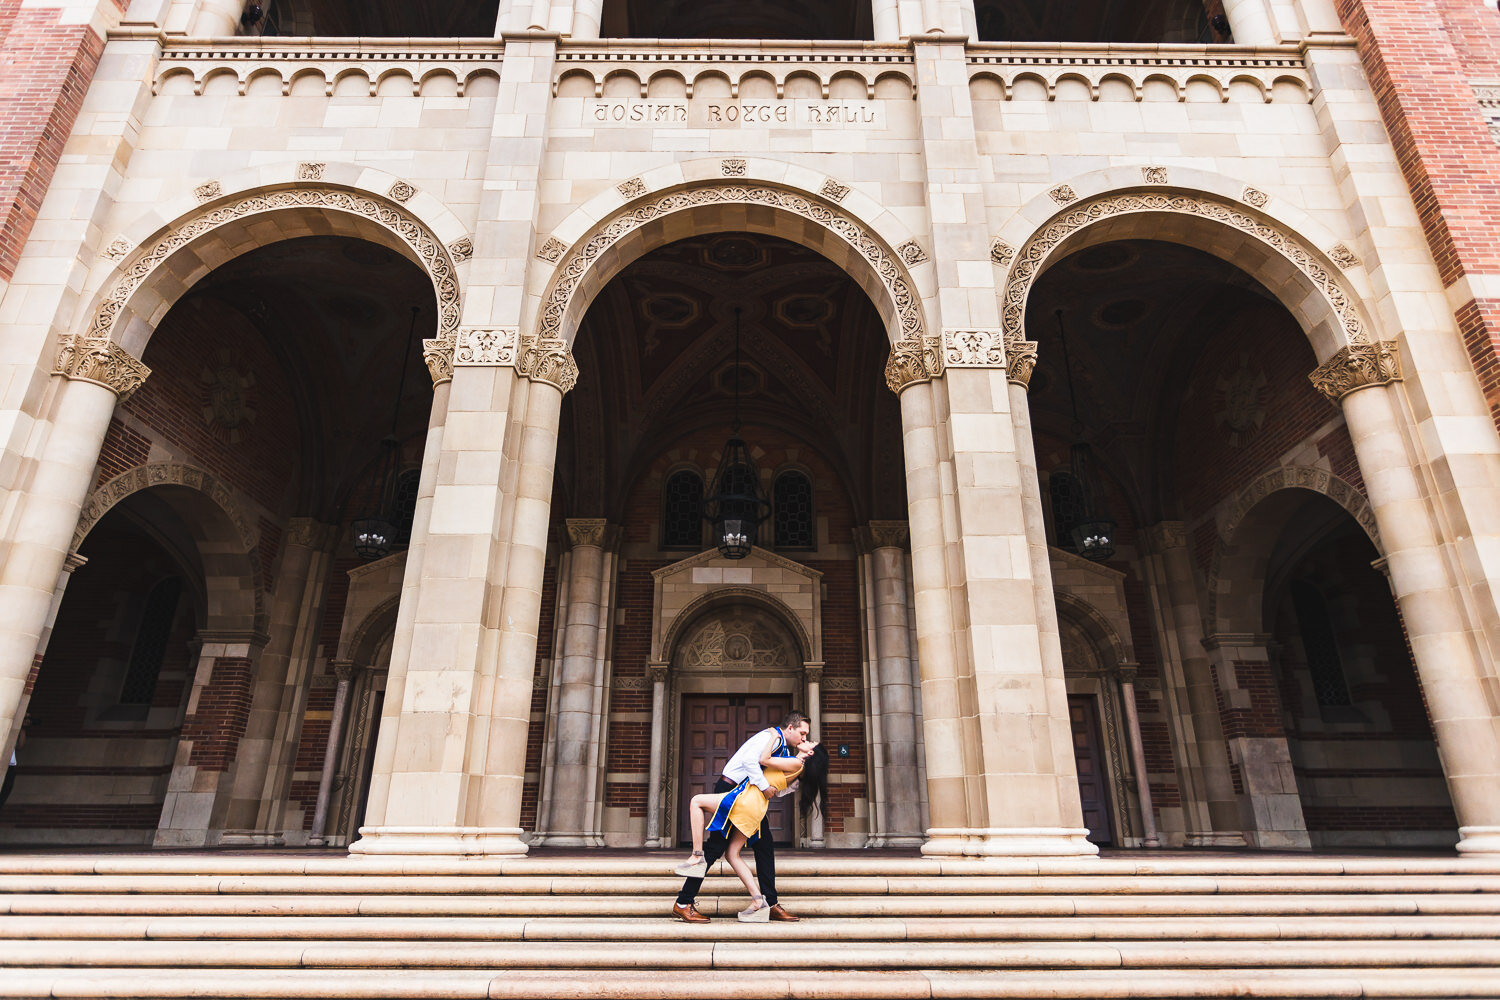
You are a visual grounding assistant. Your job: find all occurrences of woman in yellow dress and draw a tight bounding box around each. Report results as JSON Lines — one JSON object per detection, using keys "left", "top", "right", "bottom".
{"left": 676, "top": 743, "right": 830, "bottom": 921}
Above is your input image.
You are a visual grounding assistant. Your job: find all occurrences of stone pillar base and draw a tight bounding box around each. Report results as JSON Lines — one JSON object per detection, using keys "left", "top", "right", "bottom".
{"left": 868, "top": 835, "right": 926, "bottom": 849}
{"left": 531, "top": 832, "right": 604, "bottom": 848}
{"left": 921, "top": 827, "right": 1100, "bottom": 857}
{"left": 218, "top": 830, "right": 284, "bottom": 847}
{"left": 348, "top": 826, "right": 530, "bottom": 856}
{"left": 1456, "top": 826, "right": 1500, "bottom": 855}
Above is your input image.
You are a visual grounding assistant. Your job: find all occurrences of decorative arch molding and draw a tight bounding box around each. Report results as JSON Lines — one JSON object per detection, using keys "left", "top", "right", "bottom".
{"left": 659, "top": 585, "right": 815, "bottom": 665}
{"left": 73, "top": 462, "right": 257, "bottom": 553}
{"left": 346, "top": 594, "right": 402, "bottom": 670}
{"left": 1054, "top": 590, "right": 1129, "bottom": 669}
{"left": 998, "top": 183, "right": 1373, "bottom": 363}
{"left": 1206, "top": 465, "right": 1379, "bottom": 633}
{"left": 535, "top": 179, "right": 929, "bottom": 354}
{"left": 77, "top": 183, "right": 463, "bottom": 361}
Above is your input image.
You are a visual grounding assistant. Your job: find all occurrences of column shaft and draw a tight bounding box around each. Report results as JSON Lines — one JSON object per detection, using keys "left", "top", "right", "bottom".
{"left": 865, "top": 530, "right": 923, "bottom": 845}
{"left": 308, "top": 665, "right": 356, "bottom": 844}
{"left": 1118, "top": 673, "right": 1160, "bottom": 847}
{"left": 1343, "top": 384, "right": 1500, "bottom": 854}
{"left": 644, "top": 668, "right": 668, "bottom": 847}
{"left": 191, "top": 0, "right": 245, "bottom": 34}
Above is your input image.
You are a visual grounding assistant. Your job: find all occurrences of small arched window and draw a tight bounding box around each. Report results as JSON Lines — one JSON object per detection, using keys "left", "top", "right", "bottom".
{"left": 1290, "top": 580, "right": 1353, "bottom": 707}
{"left": 1048, "top": 471, "right": 1086, "bottom": 551}
{"left": 662, "top": 469, "right": 704, "bottom": 549}
{"left": 119, "top": 578, "right": 183, "bottom": 705}
{"left": 774, "top": 471, "right": 815, "bottom": 549}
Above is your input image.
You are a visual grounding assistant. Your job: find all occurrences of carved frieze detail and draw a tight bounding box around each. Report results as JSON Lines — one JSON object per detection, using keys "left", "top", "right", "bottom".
{"left": 721, "top": 158, "right": 747, "bottom": 176}
{"left": 387, "top": 179, "right": 416, "bottom": 202}
{"left": 1309, "top": 341, "right": 1402, "bottom": 402}
{"left": 1049, "top": 184, "right": 1078, "bottom": 204}
{"left": 990, "top": 238, "right": 1015, "bottom": 268}
{"left": 943, "top": 328, "right": 1006, "bottom": 368}
{"left": 1002, "top": 330, "right": 1038, "bottom": 388}
{"left": 819, "top": 178, "right": 850, "bottom": 202}
{"left": 194, "top": 180, "right": 222, "bottom": 202}
{"left": 537, "top": 236, "right": 566, "bottom": 262}
{"left": 896, "top": 239, "right": 928, "bottom": 265}
{"left": 1241, "top": 186, "right": 1269, "bottom": 208}
{"left": 447, "top": 238, "right": 473, "bottom": 262}
{"left": 102, "top": 238, "right": 133, "bottom": 261}
{"left": 55, "top": 336, "right": 150, "bottom": 401}
{"left": 297, "top": 162, "right": 325, "bottom": 181}
{"left": 1141, "top": 166, "right": 1169, "bottom": 184}
{"left": 1004, "top": 191, "right": 1369, "bottom": 348}
{"left": 617, "top": 177, "right": 646, "bottom": 198}
{"left": 884, "top": 335, "right": 943, "bottom": 394}
{"left": 74, "top": 463, "right": 256, "bottom": 553}
{"left": 454, "top": 327, "right": 518, "bottom": 367}
{"left": 1327, "top": 243, "right": 1361, "bottom": 269}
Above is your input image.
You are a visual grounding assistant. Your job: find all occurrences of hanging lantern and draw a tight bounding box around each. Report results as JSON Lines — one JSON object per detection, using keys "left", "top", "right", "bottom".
{"left": 702, "top": 306, "right": 769, "bottom": 560}
{"left": 1056, "top": 309, "right": 1117, "bottom": 563}
{"left": 703, "top": 434, "right": 769, "bottom": 559}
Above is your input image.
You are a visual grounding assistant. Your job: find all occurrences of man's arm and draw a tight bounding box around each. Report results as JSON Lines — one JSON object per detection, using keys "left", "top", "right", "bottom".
{"left": 744, "top": 730, "right": 776, "bottom": 794}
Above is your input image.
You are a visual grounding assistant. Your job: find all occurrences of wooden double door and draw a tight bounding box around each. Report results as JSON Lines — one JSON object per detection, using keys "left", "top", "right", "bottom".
{"left": 677, "top": 695, "right": 793, "bottom": 846}
{"left": 1069, "top": 694, "right": 1115, "bottom": 846}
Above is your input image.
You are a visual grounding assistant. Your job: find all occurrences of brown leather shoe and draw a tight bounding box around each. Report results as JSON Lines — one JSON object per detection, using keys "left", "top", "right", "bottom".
{"left": 673, "top": 902, "right": 711, "bottom": 923}
{"left": 768, "top": 903, "right": 800, "bottom": 922}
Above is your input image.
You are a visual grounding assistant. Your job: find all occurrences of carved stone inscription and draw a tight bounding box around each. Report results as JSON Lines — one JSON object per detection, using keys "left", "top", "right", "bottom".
{"left": 586, "top": 99, "right": 885, "bottom": 129}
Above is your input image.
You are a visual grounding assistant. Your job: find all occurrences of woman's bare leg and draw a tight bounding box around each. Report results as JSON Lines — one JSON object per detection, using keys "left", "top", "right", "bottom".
{"left": 686, "top": 792, "right": 725, "bottom": 860}
{"left": 724, "top": 831, "right": 761, "bottom": 899}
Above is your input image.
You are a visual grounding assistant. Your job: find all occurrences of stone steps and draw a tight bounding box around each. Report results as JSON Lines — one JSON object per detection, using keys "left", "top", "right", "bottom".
{"left": 0, "top": 853, "right": 1496, "bottom": 998}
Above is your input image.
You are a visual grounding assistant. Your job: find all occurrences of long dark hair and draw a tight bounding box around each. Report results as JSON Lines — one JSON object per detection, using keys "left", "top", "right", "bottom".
{"left": 798, "top": 743, "right": 830, "bottom": 820}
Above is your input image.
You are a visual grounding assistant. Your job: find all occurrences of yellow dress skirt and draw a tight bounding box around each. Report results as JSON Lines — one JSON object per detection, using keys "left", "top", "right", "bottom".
{"left": 707, "top": 763, "right": 804, "bottom": 842}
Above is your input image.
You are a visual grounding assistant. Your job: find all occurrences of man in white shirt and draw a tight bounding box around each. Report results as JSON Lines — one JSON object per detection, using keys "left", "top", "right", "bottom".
{"left": 673, "top": 710, "right": 814, "bottom": 923}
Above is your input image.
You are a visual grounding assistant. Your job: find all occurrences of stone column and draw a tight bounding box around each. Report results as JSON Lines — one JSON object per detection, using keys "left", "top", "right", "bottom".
{"left": 0, "top": 339, "right": 147, "bottom": 784}
{"left": 644, "top": 663, "right": 669, "bottom": 847}
{"left": 856, "top": 521, "right": 923, "bottom": 847}
{"left": 1219, "top": 0, "right": 1279, "bottom": 43}
{"left": 220, "top": 517, "right": 337, "bottom": 844}
{"left": 1115, "top": 664, "right": 1160, "bottom": 848}
{"left": 1138, "top": 522, "right": 1245, "bottom": 847}
{"left": 871, "top": 0, "right": 900, "bottom": 40}
{"left": 804, "top": 663, "right": 825, "bottom": 848}
{"left": 536, "top": 518, "right": 616, "bottom": 847}
{"left": 571, "top": 0, "right": 604, "bottom": 37}
{"left": 191, "top": 0, "right": 246, "bottom": 35}
{"left": 1313, "top": 346, "right": 1500, "bottom": 854}
{"left": 308, "top": 660, "right": 358, "bottom": 846}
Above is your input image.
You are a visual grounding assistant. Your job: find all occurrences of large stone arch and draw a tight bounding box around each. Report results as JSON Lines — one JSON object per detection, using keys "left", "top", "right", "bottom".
{"left": 1054, "top": 590, "right": 1130, "bottom": 669}
{"left": 1206, "top": 466, "right": 1380, "bottom": 636}
{"left": 660, "top": 585, "right": 816, "bottom": 667}
{"left": 71, "top": 463, "right": 264, "bottom": 633}
{"left": 996, "top": 180, "right": 1377, "bottom": 364}
{"left": 532, "top": 176, "right": 930, "bottom": 357}
{"left": 77, "top": 182, "right": 464, "bottom": 359}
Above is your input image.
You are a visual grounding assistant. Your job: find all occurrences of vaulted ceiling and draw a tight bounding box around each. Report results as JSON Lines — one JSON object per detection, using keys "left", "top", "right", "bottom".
{"left": 562, "top": 232, "right": 903, "bottom": 521}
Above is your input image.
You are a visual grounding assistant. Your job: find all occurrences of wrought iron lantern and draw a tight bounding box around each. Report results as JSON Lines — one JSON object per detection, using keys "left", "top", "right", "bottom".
{"left": 350, "top": 306, "right": 420, "bottom": 561}
{"left": 1056, "top": 309, "right": 1117, "bottom": 562}
{"left": 703, "top": 307, "right": 770, "bottom": 559}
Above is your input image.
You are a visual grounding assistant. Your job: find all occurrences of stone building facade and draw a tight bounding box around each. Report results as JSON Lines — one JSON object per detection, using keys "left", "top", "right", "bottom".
{"left": 0, "top": 0, "right": 1498, "bottom": 858}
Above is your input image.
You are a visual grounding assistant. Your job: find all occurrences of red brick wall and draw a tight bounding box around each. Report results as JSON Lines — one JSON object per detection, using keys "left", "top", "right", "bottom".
{"left": 1337, "top": 0, "right": 1500, "bottom": 428}
{"left": 2, "top": 517, "right": 193, "bottom": 832}
{"left": 0, "top": 1, "right": 122, "bottom": 281}
{"left": 182, "top": 657, "right": 254, "bottom": 771}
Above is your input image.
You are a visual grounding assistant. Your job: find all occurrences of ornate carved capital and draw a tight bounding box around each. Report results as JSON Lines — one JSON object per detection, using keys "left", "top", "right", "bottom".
{"left": 1141, "top": 521, "right": 1188, "bottom": 552}
{"left": 857, "top": 520, "right": 910, "bottom": 553}
{"left": 422, "top": 336, "right": 454, "bottom": 386}
{"left": 804, "top": 664, "right": 824, "bottom": 685}
{"left": 1002, "top": 330, "right": 1038, "bottom": 388}
{"left": 1309, "top": 340, "right": 1402, "bottom": 402}
{"left": 943, "top": 329, "right": 1006, "bottom": 369}
{"left": 55, "top": 336, "right": 151, "bottom": 401}
{"left": 884, "top": 336, "right": 943, "bottom": 394}
{"left": 518, "top": 333, "right": 578, "bottom": 393}
{"left": 1113, "top": 661, "right": 1140, "bottom": 686}
{"left": 331, "top": 659, "right": 358, "bottom": 683}
{"left": 565, "top": 517, "right": 614, "bottom": 549}
{"left": 648, "top": 662, "right": 670, "bottom": 685}
{"left": 286, "top": 517, "right": 338, "bottom": 551}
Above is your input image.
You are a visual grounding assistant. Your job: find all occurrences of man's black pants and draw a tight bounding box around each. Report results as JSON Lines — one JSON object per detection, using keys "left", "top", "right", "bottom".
{"left": 675, "top": 776, "right": 778, "bottom": 906}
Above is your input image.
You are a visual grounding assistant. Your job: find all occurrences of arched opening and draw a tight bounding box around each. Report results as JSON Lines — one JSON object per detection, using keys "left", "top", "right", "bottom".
{"left": 528, "top": 224, "right": 907, "bottom": 847}
{"left": 248, "top": 0, "right": 500, "bottom": 37}
{"left": 974, "top": 0, "right": 1225, "bottom": 43}
{"left": 1022, "top": 221, "right": 1387, "bottom": 848}
{"left": 1254, "top": 493, "right": 1456, "bottom": 847}
{"left": 600, "top": 0, "right": 872, "bottom": 40}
